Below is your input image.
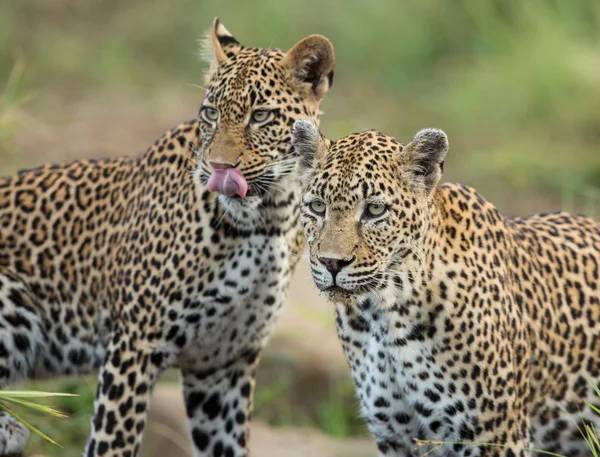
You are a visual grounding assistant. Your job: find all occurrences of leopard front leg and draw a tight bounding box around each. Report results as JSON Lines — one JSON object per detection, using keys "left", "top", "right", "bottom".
{"left": 0, "top": 411, "right": 29, "bottom": 457}
{"left": 0, "top": 269, "right": 44, "bottom": 456}
{"left": 182, "top": 349, "right": 261, "bottom": 457}
{"left": 84, "top": 328, "right": 171, "bottom": 457}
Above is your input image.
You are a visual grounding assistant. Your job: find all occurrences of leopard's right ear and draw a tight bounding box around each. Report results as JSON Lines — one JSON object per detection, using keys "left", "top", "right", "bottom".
{"left": 399, "top": 128, "right": 448, "bottom": 194}
{"left": 292, "top": 120, "right": 328, "bottom": 184}
{"left": 200, "top": 17, "right": 243, "bottom": 83}
{"left": 282, "top": 35, "right": 335, "bottom": 101}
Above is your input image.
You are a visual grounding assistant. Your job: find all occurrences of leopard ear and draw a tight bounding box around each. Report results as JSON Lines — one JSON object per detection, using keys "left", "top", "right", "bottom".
{"left": 282, "top": 35, "right": 335, "bottom": 101}
{"left": 292, "top": 120, "right": 328, "bottom": 184}
{"left": 201, "top": 17, "right": 242, "bottom": 82}
{"left": 399, "top": 128, "right": 448, "bottom": 194}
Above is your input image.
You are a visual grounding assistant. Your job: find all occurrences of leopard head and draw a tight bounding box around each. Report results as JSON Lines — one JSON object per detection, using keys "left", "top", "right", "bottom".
{"left": 293, "top": 120, "right": 448, "bottom": 304}
{"left": 196, "top": 18, "right": 334, "bottom": 217}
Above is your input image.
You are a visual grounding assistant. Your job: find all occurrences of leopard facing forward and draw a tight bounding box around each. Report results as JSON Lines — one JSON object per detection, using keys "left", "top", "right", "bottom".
{"left": 0, "top": 19, "right": 334, "bottom": 457}
{"left": 292, "top": 120, "right": 600, "bottom": 457}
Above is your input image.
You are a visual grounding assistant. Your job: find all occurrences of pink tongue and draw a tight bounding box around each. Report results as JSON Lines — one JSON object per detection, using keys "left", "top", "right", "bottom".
{"left": 207, "top": 168, "right": 248, "bottom": 198}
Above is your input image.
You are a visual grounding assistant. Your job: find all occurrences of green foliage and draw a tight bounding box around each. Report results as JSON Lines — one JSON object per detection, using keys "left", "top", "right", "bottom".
{"left": 561, "top": 186, "right": 600, "bottom": 220}
{"left": 254, "top": 373, "right": 366, "bottom": 438}
{"left": 254, "top": 374, "right": 293, "bottom": 416}
{"left": 0, "top": 390, "right": 77, "bottom": 447}
{"left": 1, "top": 0, "right": 600, "bottom": 212}
{"left": 581, "top": 378, "right": 600, "bottom": 457}
{"left": 314, "top": 380, "right": 364, "bottom": 438}
{"left": 581, "top": 422, "right": 599, "bottom": 457}
{"left": 0, "top": 56, "right": 39, "bottom": 157}
{"left": 22, "top": 378, "right": 95, "bottom": 457}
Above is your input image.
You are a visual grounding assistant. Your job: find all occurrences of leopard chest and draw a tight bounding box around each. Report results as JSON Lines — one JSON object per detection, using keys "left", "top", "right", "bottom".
{"left": 335, "top": 301, "right": 479, "bottom": 455}
{"left": 175, "top": 233, "right": 291, "bottom": 369}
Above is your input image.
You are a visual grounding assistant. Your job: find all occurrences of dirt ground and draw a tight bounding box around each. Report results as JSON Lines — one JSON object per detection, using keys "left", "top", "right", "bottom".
{"left": 140, "top": 385, "right": 375, "bottom": 457}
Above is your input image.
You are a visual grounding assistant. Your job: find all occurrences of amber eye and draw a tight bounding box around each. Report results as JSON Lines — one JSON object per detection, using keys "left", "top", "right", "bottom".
{"left": 364, "top": 203, "right": 387, "bottom": 219}
{"left": 309, "top": 199, "right": 326, "bottom": 216}
{"left": 200, "top": 106, "right": 219, "bottom": 123}
{"left": 251, "top": 110, "right": 271, "bottom": 124}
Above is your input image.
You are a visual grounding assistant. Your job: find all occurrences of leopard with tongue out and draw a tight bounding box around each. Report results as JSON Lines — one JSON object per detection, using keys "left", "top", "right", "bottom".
{"left": 0, "top": 18, "right": 333, "bottom": 457}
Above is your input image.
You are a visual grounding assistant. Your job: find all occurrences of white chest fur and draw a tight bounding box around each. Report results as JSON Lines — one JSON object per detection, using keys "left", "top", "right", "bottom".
{"left": 335, "top": 296, "right": 479, "bottom": 457}
{"left": 176, "top": 233, "right": 291, "bottom": 369}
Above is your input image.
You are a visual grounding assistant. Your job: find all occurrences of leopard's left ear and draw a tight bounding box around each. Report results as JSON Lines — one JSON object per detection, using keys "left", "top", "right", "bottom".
{"left": 201, "top": 17, "right": 243, "bottom": 82}
{"left": 282, "top": 35, "right": 335, "bottom": 101}
{"left": 399, "top": 128, "right": 448, "bottom": 194}
{"left": 292, "top": 120, "right": 329, "bottom": 184}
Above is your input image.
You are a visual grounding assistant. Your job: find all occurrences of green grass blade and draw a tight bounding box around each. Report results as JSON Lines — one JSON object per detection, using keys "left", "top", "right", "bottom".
{"left": 0, "top": 396, "right": 67, "bottom": 418}
{"left": 588, "top": 424, "right": 600, "bottom": 446}
{"left": 592, "top": 435, "right": 600, "bottom": 455}
{"left": 588, "top": 377, "right": 600, "bottom": 398}
{"left": 591, "top": 432, "right": 600, "bottom": 453}
{"left": 583, "top": 423, "right": 599, "bottom": 457}
{"left": 0, "top": 403, "right": 61, "bottom": 447}
{"left": 0, "top": 390, "right": 78, "bottom": 398}
{"left": 586, "top": 401, "right": 600, "bottom": 416}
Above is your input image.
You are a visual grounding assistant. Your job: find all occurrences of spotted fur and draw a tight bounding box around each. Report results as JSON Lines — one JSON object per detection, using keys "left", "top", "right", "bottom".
{"left": 0, "top": 19, "right": 334, "bottom": 457}
{"left": 294, "top": 121, "right": 600, "bottom": 457}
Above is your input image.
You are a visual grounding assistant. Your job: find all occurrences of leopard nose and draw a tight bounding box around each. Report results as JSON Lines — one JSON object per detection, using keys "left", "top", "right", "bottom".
{"left": 318, "top": 255, "right": 356, "bottom": 278}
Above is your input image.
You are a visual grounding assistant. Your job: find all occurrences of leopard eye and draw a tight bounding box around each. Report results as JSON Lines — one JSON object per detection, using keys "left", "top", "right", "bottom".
{"left": 364, "top": 203, "right": 388, "bottom": 219}
{"left": 251, "top": 110, "right": 271, "bottom": 124}
{"left": 309, "top": 199, "right": 326, "bottom": 216}
{"left": 201, "top": 106, "right": 219, "bottom": 123}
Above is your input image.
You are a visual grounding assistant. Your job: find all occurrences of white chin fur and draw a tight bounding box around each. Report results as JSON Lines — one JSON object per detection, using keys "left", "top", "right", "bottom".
{"left": 218, "top": 194, "right": 263, "bottom": 228}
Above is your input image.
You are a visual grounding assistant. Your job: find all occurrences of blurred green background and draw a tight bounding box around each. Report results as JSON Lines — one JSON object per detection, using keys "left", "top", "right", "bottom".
{"left": 1, "top": 0, "right": 600, "bottom": 455}
{"left": 3, "top": 0, "right": 600, "bottom": 213}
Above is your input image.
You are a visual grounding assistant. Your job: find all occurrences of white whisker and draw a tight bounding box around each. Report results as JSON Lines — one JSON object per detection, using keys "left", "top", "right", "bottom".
{"left": 185, "top": 83, "right": 206, "bottom": 91}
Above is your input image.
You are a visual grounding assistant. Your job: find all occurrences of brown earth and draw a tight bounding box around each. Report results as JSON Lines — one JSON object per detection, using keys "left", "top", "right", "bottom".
{"left": 141, "top": 385, "right": 375, "bottom": 457}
